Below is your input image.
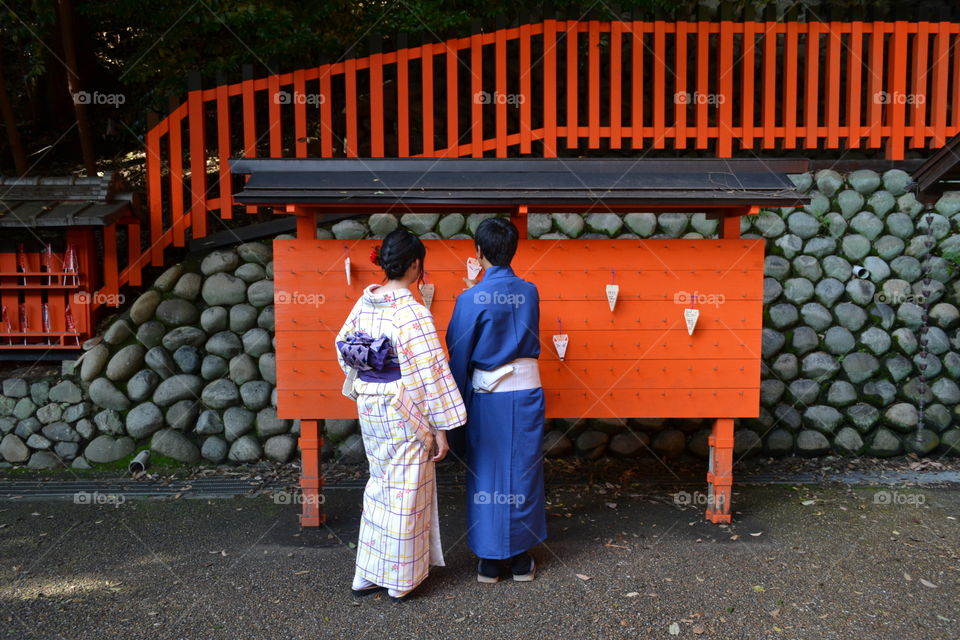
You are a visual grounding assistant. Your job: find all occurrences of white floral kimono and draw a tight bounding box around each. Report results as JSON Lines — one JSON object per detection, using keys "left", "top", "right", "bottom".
{"left": 336, "top": 284, "right": 466, "bottom": 592}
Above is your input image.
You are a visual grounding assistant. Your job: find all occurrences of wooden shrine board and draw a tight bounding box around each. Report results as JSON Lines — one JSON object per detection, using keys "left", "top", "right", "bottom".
{"left": 274, "top": 238, "right": 764, "bottom": 421}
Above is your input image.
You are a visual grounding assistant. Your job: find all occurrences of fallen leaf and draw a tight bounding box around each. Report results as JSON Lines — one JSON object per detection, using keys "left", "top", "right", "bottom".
{"left": 750, "top": 532, "right": 763, "bottom": 537}
{"left": 769, "top": 608, "right": 781, "bottom": 619}
{"left": 919, "top": 579, "right": 938, "bottom": 589}
{"left": 692, "top": 625, "right": 705, "bottom": 634}
{"left": 800, "top": 500, "right": 815, "bottom": 506}
{"left": 294, "top": 570, "right": 309, "bottom": 575}
{"left": 625, "top": 592, "right": 639, "bottom": 598}
{"left": 903, "top": 572, "right": 912, "bottom": 581}
{"left": 668, "top": 622, "right": 680, "bottom": 636}
{"left": 752, "top": 585, "right": 765, "bottom": 593}
{"left": 575, "top": 573, "right": 592, "bottom": 581}
{"left": 730, "top": 535, "right": 740, "bottom": 541}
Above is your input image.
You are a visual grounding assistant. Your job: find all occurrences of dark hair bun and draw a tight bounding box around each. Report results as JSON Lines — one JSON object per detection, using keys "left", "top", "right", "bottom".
{"left": 378, "top": 229, "right": 426, "bottom": 280}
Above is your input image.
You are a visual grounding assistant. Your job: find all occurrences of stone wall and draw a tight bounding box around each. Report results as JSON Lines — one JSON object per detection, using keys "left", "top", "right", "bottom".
{"left": 0, "top": 168, "right": 958, "bottom": 470}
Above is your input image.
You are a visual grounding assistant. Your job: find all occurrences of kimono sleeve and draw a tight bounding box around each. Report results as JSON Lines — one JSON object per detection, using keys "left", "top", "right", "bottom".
{"left": 395, "top": 305, "right": 467, "bottom": 431}
{"left": 445, "top": 293, "right": 479, "bottom": 408}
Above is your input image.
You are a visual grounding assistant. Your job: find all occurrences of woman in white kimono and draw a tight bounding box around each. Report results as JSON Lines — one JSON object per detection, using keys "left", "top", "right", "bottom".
{"left": 336, "top": 229, "right": 466, "bottom": 602}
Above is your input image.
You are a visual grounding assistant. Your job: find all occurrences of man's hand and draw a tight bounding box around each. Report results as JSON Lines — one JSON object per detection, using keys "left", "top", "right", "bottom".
{"left": 462, "top": 277, "right": 478, "bottom": 289}
{"left": 432, "top": 430, "right": 449, "bottom": 462}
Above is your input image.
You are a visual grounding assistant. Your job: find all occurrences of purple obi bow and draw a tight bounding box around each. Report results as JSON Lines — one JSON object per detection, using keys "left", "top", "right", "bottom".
{"left": 337, "top": 331, "right": 397, "bottom": 380}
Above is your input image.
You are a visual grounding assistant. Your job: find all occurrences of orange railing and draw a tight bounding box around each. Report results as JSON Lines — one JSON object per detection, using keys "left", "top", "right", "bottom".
{"left": 143, "top": 19, "right": 960, "bottom": 267}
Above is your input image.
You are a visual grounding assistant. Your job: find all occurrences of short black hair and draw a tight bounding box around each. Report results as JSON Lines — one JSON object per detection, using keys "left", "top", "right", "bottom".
{"left": 475, "top": 217, "right": 518, "bottom": 266}
{"left": 376, "top": 229, "right": 425, "bottom": 280}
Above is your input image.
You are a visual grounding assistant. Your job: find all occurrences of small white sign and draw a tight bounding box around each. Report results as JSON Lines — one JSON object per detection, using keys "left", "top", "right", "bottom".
{"left": 466, "top": 257, "right": 482, "bottom": 281}
{"left": 419, "top": 283, "right": 435, "bottom": 309}
{"left": 684, "top": 307, "right": 700, "bottom": 335}
{"left": 605, "top": 284, "right": 619, "bottom": 311}
{"left": 344, "top": 257, "right": 352, "bottom": 286}
{"left": 553, "top": 334, "right": 569, "bottom": 361}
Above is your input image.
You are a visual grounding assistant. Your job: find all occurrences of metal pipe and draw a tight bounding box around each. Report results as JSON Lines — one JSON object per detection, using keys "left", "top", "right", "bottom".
{"left": 128, "top": 450, "right": 150, "bottom": 475}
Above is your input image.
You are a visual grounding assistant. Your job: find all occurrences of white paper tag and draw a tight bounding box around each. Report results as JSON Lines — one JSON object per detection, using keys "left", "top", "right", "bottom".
{"left": 466, "top": 257, "right": 482, "bottom": 281}
{"left": 605, "top": 284, "right": 619, "bottom": 311}
{"left": 344, "top": 257, "right": 351, "bottom": 286}
{"left": 684, "top": 307, "right": 700, "bottom": 335}
{"left": 419, "top": 283, "right": 435, "bottom": 309}
{"left": 553, "top": 334, "right": 569, "bottom": 361}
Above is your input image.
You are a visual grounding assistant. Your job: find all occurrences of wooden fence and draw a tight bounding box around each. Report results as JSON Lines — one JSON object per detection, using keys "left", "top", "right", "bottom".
{"left": 142, "top": 19, "right": 960, "bottom": 271}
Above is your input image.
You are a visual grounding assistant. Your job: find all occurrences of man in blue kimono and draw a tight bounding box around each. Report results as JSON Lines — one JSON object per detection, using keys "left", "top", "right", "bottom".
{"left": 445, "top": 217, "right": 547, "bottom": 583}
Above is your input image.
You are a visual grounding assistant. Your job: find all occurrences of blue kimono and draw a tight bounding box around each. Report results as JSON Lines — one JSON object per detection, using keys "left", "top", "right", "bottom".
{"left": 445, "top": 265, "right": 547, "bottom": 560}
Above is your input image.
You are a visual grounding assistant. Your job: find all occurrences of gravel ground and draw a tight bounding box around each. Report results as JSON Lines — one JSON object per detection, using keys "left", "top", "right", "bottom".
{"left": 0, "top": 477, "right": 958, "bottom": 639}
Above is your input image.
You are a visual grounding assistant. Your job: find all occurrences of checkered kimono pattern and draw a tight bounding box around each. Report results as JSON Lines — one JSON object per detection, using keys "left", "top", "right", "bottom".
{"left": 336, "top": 284, "right": 467, "bottom": 592}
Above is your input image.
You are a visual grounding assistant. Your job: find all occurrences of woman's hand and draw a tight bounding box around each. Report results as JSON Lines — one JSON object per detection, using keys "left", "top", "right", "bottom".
{"left": 432, "top": 430, "right": 449, "bottom": 462}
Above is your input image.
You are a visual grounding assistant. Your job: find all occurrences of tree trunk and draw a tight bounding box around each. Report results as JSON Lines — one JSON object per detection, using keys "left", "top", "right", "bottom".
{"left": 58, "top": 0, "right": 97, "bottom": 175}
{"left": 0, "top": 48, "right": 28, "bottom": 175}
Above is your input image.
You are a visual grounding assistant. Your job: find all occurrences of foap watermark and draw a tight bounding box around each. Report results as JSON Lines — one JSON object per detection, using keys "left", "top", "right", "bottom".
{"left": 473, "top": 491, "right": 526, "bottom": 506}
{"left": 674, "top": 91, "right": 726, "bottom": 105}
{"left": 673, "top": 290, "right": 725, "bottom": 307}
{"left": 873, "top": 490, "right": 925, "bottom": 506}
{"left": 473, "top": 90, "right": 525, "bottom": 106}
{"left": 272, "top": 491, "right": 325, "bottom": 506}
{"left": 273, "top": 90, "right": 326, "bottom": 106}
{"left": 873, "top": 91, "right": 925, "bottom": 105}
{"left": 874, "top": 291, "right": 926, "bottom": 306}
{"left": 73, "top": 491, "right": 126, "bottom": 506}
{"left": 473, "top": 290, "right": 526, "bottom": 308}
{"left": 275, "top": 290, "right": 326, "bottom": 307}
{"left": 72, "top": 91, "right": 126, "bottom": 107}
{"left": 672, "top": 490, "right": 726, "bottom": 510}
{"left": 72, "top": 291, "right": 125, "bottom": 306}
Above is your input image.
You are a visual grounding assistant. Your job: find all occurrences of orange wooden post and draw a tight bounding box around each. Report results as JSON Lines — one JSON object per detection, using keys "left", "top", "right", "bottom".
{"left": 608, "top": 19, "right": 623, "bottom": 149}
{"left": 495, "top": 21, "right": 508, "bottom": 157}
{"left": 652, "top": 22, "right": 666, "bottom": 148}
{"left": 345, "top": 56, "right": 358, "bottom": 157}
{"left": 718, "top": 19, "right": 734, "bottom": 156}
{"left": 293, "top": 67, "right": 308, "bottom": 157}
{"left": 543, "top": 18, "right": 558, "bottom": 156}
{"left": 847, "top": 21, "right": 864, "bottom": 149}
{"left": 513, "top": 205, "right": 528, "bottom": 240}
{"left": 102, "top": 222, "right": 119, "bottom": 305}
{"left": 187, "top": 73, "right": 208, "bottom": 238}
{"left": 397, "top": 36, "right": 411, "bottom": 157}
{"left": 694, "top": 19, "right": 709, "bottom": 149}
{"left": 909, "top": 21, "right": 930, "bottom": 149}
{"left": 319, "top": 63, "right": 334, "bottom": 158}
{"left": 443, "top": 34, "right": 457, "bottom": 156}
{"left": 422, "top": 40, "right": 435, "bottom": 156}
{"left": 705, "top": 417, "right": 734, "bottom": 523}
{"left": 886, "top": 21, "right": 908, "bottom": 159}
{"left": 519, "top": 22, "right": 533, "bottom": 154}
{"left": 867, "top": 23, "right": 885, "bottom": 149}
{"left": 292, "top": 206, "right": 317, "bottom": 239}
{"left": 761, "top": 21, "right": 777, "bottom": 149}
{"left": 587, "top": 20, "right": 600, "bottom": 149}
{"left": 673, "top": 21, "right": 689, "bottom": 150}
{"left": 241, "top": 65, "right": 259, "bottom": 214}
{"left": 215, "top": 72, "right": 234, "bottom": 219}
{"left": 630, "top": 20, "right": 644, "bottom": 149}
{"left": 740, "top": 20, "right": 756, "bottom": 150}
{"left": 298, "top": 419, "right": 325, "bottom": 526}
{"left": 931, "top": 22, "right": 950, "bottom": 146}
{"left": 783, "top": 21, "right": 799, "bottom": 149}
{"left": 267, "top": 69, "right": 282, "bottom": 158}
{"left": 369, "top": 38, "right": 385, "bottom": 158}
{"left": 470, "top": 25, "right": 484, "bottom": 157}
{"left": 565, "top": 18, "right": 579, "bottom": 149}
{"left": 825, "top": 22, "right": 841, "bottom": 149}
{"left": 803, "top": 22, "right": 821, "bottom": 150}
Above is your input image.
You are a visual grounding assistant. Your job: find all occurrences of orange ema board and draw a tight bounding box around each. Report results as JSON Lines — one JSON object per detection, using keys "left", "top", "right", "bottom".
{"left": 273, "top": 239, "right": 765, "bottom": 420}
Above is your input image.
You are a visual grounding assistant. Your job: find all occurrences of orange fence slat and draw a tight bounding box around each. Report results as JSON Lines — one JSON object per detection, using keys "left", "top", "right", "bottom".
{"left": 740, "top": 20, "right": 756, "bottom": 150}
{"left": 653, "top": 22, "right": 666, "bottom": 148}
{"left": 931, "top": 23, "right": 950, "bottom": 146}
{"left": 847, "top": 22, "right": 864, "bottom": 148}
{"left": 145, "top": 119, "right": 163, "bottom": 266}
{"left": 718, "top": 19, "right": 734, "bottom": 156}
{"left": 168, "top": 110, "right": 185, "bottom": 247}
{"left": 241, "top": 66, "right": 258, "bottom": 214}
{"left": 369, "top": 48, "right": 384, "bottom": 157}
{"left": 804, "top": 22, "right": 821, "bottom": 150}
{"left": 868, "top": 22, "right": 886, "bottom": 148}
{"left": 783, "top": 21, "right": 799, "bottom": 149}
{"left": 319, "top": 65, "right": 333, "bottom": 157}
{"left": 495, "top": 25, "right": 508, "bottom": 157}
{"left": 608, "top": 19, "right": 622, "bottom": 149}
{"left": 293, "top": 68, "right": 308, "bottom": 157}
{"left": 422, "top": 42, "right": 435, "bottom": 156}
{"left": 543, "top": 19, "right": 558, "bottom": 156}
{"left": 588, "top": 20, "right": 601, "bottom": 148}
{"left": 471, "top": 30, "right": 484, "bottom": 157}
{"left": 887, "top": 21, "right": 908, "bottom": 159}
{"left": 187, "top": 84, "right": 208, "bottom": 238}
{"left": 910, "top": 22, "right": 930, "bottom": 148}
{"left": 519, "top": 23, "right": 533, "bottom": 153}
{"left": 397, "top": 42, "right": 411, "bottom": 157}
{"left": 344, "top": 58, "right": 358, "bottom": 157}
{"left": 215, "top": 78, "right": 234, "bottom": 219}
{"left": 826, "top": 22, "right": 841, "bottom": 148}
{"left": 631, "top": 21, "right": 644, "bottom": 149}
{"left": 761, "top": 21, "right": 777, "bottom": 149}
{"left": 674, "top": 21, "right": 689, "bottom": 150}
{"left": 443, "top": 37, "right": 457, "bottom": 156}
{"left": 267, "top": 71, "right": 282, "bottom": 158}
{"left": 565, "top": 20, "right": 579, "bottom": 149}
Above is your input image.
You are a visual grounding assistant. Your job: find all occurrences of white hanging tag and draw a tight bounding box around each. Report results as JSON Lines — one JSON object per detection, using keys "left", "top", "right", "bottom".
{"left": 553, "top": 334, "right": 569, "bottom": 361}
{"left": 344, "top": 256, "right": 351, "bottom": 286}
{"left": 684, "top": 307, "right": 700, "bottom": 335}
{"left": 605, "top": 284, "right": 619, "bottom": 312}
{"left": 419, "top": 283, "right": 435, "bottom": 309}
{"left": 466, "top": 257, "right": 482, "bottom": 281}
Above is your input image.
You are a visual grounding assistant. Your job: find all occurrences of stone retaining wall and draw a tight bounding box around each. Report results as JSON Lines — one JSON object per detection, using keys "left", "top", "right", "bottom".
{"left": 0, "top": 168, "right": 958, "bottom": 470}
